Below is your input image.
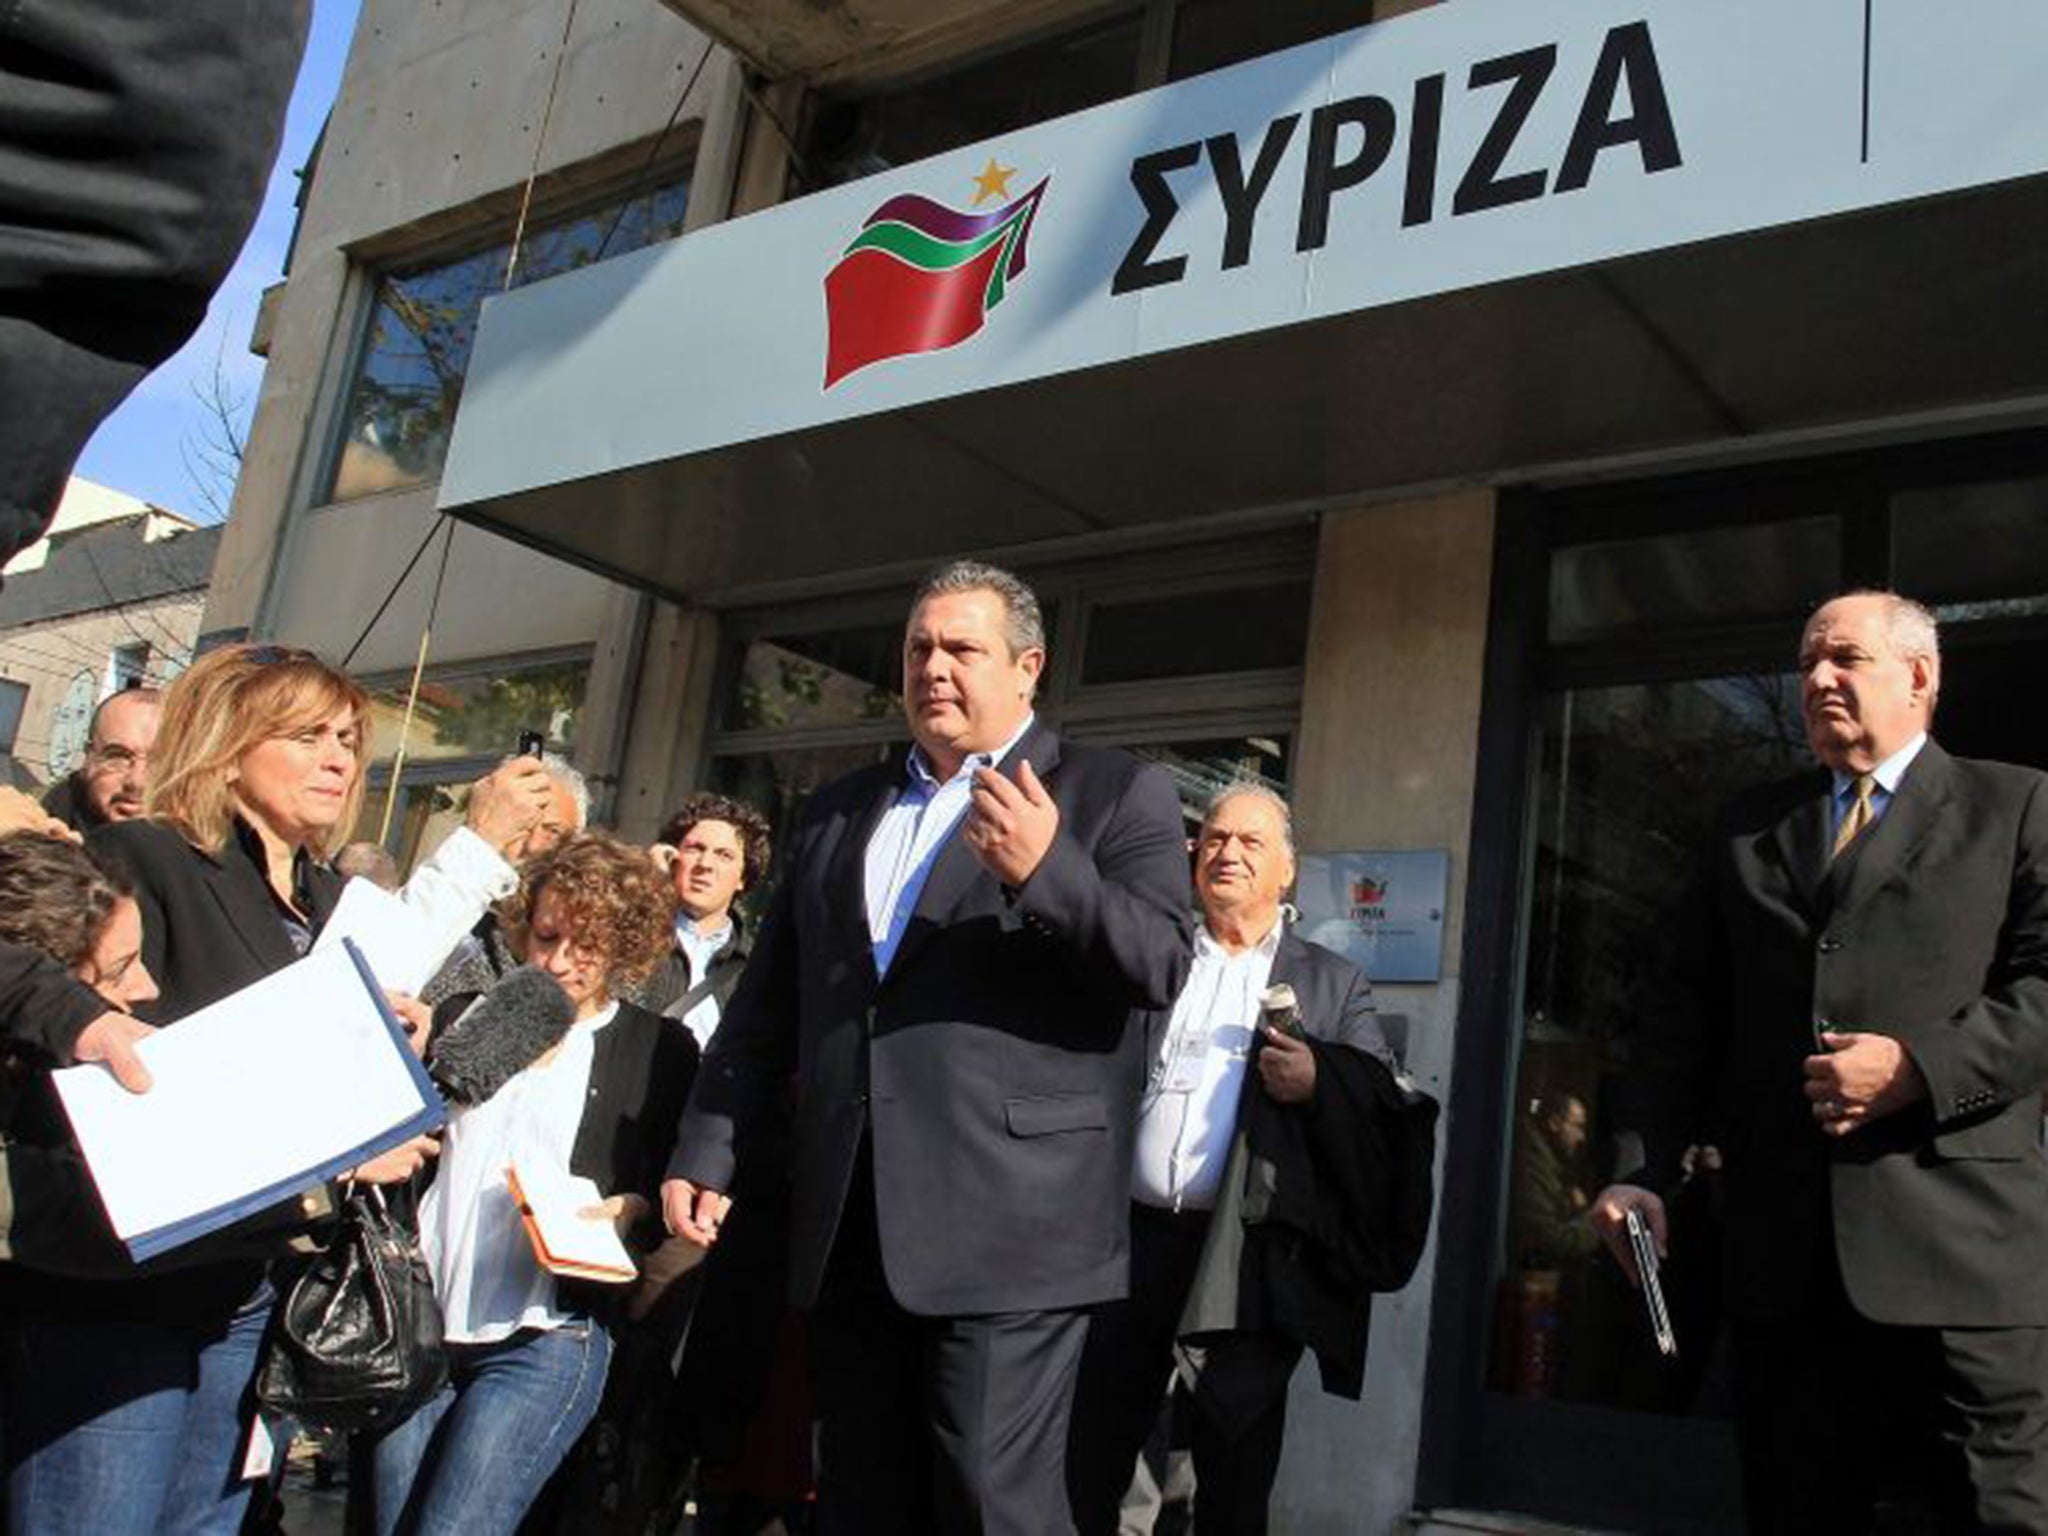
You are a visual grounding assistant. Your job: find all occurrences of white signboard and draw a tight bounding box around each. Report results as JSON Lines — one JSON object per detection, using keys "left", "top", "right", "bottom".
{"left": 1296, "top": 849, "right": 1451, "bottom": 985}
{"left": 444, "top": 0, "right": 2048, "bottom": 509}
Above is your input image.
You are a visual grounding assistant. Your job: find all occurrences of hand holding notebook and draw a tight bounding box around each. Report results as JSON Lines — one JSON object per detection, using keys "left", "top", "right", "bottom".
{"left": 506, "top": 1161, "right": 637, "bottom": 1284}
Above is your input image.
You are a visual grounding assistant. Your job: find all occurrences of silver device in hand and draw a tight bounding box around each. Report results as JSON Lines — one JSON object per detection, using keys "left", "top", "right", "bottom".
{"left": 1625, "top": 1207, "right": 1679, "bottom": 1358}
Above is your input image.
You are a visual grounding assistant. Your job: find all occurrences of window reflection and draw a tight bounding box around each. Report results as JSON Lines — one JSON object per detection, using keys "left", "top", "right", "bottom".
{"left": 720, "top": 626, "right": 903, "bottom": 733}
{"left": 1548, "top": 518, "right": 1839, "bottom": 646}
{"left": 329, "top": 177, "right": 690, "bottom": 502}
{"left": 1492, "top": 675, "right": 1807, "bottom": 1413}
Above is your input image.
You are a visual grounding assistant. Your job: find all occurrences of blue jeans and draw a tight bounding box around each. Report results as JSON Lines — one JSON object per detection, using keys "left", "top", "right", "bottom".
{"left": 3, "top": 1299, "right": 272, "bottom": 1535}
{"left": 369, "top": 1323, "right": 612, "bottom": 1536}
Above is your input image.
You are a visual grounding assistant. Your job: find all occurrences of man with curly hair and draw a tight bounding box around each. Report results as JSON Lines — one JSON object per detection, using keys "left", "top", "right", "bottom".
{"left": 640, "top": 793, "right": 772, "bottom": 1049}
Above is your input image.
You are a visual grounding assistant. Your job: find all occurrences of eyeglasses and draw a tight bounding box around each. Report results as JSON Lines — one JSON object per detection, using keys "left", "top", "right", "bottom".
{"left": 86, "top": 744, "right": 150, "bottom": 771}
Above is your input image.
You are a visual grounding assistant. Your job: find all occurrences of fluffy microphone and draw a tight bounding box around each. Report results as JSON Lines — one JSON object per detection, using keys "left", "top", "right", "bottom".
{"left": 429, "top": 965, "right": 576, "bottom": 1107}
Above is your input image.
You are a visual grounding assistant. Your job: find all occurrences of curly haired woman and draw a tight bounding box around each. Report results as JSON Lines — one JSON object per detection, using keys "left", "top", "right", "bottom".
{"left": 368, "top": 831, "right": 699, "bottom": 1536}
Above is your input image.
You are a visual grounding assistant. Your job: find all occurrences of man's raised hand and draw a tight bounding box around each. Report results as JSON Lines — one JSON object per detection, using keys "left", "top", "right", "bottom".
{"left": 965, "top": 758, "right": 1058, "bottom": 887}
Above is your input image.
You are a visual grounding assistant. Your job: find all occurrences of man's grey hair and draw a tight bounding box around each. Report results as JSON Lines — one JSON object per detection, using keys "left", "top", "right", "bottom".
{"left": 910, "top": 560, "right": 1046, "bottom": 659}
{"left": 1817, "top": 589, "right": 1940, "bottom": 665}
{"left": 540, "top": 752, "right": 590, "bottom": 826}
{"left": 1202, "top": 779, "right": 1295, "bottom": 856}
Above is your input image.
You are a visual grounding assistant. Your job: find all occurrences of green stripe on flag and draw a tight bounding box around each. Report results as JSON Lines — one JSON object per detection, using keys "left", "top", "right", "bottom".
{"left": 841, "top": 217, "right": 1014, "bottom": 271}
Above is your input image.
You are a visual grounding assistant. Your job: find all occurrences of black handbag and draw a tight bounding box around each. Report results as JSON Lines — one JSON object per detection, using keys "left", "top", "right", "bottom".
{"left": 256, "top": 1184, "right": 448, "bottom": 1434}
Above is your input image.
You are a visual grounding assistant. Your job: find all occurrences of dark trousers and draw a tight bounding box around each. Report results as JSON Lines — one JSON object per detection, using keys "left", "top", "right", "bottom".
{"left": 1732, "top": 1254, "right": 2048, "bottom": 1535}
{"left": 1066, "top": 1204, "right": 1301, "bottom": 1536}
{"left": 810, "top": 1153, "right": 1088, "bottom": 1536}
{"left": 0, "top": 0, "right": 308, "bottom": 566}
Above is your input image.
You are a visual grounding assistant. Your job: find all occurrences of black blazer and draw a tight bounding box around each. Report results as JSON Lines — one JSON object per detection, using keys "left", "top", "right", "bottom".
{"left": 1637, "top": 740, "right": 2048, "bottom": 1326}
{"left": 672, "top": 720, "right": 1194, "bottom": 1315}
{"left": 90, "top": 816, "right": 348, "bottom": 1024}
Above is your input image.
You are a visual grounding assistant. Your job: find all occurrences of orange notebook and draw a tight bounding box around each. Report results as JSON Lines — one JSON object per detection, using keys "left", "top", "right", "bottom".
{"left": 506, "top": 1164, "right": 636, "bottom": 1284}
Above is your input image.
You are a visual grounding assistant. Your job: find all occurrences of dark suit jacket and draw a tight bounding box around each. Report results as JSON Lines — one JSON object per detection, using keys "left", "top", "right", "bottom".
{"left": 671, "top": 719, "right": 1194, "bottom": 1316}
{"left": 91, "top": 815, "right": 347, "bottom": 1023}
{"left": 1638, "top": 740, "right": 2048, "bottom": 1326}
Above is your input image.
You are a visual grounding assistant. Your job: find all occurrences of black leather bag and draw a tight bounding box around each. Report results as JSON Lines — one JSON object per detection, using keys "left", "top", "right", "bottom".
{"left": 256, "top": 1184, "right": 447, "bottom": 1433}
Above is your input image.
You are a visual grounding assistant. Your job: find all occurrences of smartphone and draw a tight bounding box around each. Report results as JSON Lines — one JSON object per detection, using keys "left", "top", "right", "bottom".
{"left": 517, "top": 729, "right": 544, "bottom": 758}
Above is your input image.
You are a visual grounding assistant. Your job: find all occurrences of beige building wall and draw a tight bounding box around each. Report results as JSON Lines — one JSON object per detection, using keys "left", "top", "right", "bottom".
{"left": 0, "top": 594, "right": 203, "bottom": 786}
{"left": 205, "top": 0, "right": 744, "bottom": 782}
{"left": 1277, "top": 489, "right": 1496, "bottom": 1534}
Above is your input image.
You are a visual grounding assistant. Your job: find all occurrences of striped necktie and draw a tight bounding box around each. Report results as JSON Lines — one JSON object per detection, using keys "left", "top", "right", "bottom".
{"left": 1831, "top": 774, "right": 1875, "bottom": 860}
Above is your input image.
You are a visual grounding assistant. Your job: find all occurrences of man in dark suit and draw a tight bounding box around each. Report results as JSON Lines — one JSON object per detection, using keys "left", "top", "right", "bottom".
{"left": 1065, "top": 784, "right": 1394, "bottom": 1535}
{"left": 662, "top": 560, "right": 1194, "bottom": 1535}
{"left": 1594, "top": 590, "right": 2048, "bottom": 1533}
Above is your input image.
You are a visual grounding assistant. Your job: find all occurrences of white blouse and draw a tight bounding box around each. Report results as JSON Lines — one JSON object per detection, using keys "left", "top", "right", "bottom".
{"left": 419, "top": 1000, "right": 617, "bottom": 1343}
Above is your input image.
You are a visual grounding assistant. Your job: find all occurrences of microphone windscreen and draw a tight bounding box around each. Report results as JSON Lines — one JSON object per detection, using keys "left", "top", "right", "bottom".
{"left": 429, "top": 965, "right": 577, "bottom": 1106}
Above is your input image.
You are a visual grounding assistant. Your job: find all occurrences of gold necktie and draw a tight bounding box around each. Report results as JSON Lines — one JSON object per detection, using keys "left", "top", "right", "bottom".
{"left": 1831, "top": 774, "right": 1875, "bottom": 860}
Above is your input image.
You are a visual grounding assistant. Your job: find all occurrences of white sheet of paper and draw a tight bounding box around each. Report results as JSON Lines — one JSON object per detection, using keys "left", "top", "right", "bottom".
{"left": 312, "top": 877, "right": 449, "bottom": 996}
{"left": 53, "top": 943, "right": 439, "bottom": 1252}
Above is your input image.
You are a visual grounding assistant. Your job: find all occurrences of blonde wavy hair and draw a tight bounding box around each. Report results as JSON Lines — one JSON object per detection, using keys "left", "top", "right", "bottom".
{"left": 147, "top": 644, "right": 373, "bottom": 859}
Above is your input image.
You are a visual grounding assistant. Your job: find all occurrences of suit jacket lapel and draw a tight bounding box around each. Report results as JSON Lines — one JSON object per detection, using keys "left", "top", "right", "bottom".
{"left": 885, "top": 720, "right": 1062, "bottom": 985}
{"left": 1768, "top": 772, "right": 1833, "bottom": 917}
{"left": 202, "top": 842, "right": 302, "bottom": 974}
{"left": 830, "top": 765, "right": 902, "bottom": 989}
{"left": 1829, "top": 739, "right": 1952, "bottom": 915}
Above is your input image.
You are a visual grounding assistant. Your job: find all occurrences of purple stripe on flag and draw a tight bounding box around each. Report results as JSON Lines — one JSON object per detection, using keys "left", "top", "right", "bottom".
{"left": 863, "top": 181, "right": 1045, "bottom": 244}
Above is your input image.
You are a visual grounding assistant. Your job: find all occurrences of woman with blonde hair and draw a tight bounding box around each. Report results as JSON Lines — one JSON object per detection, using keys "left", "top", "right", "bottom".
{"left": 0, "top": 645, "right": 446, "bottom": 1536}
{"left": 370, "top": 830, "right": 698, "bottom": 1536}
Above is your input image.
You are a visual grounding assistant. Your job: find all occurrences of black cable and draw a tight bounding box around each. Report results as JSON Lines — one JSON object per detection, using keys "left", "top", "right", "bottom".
{"left": 340, "top": 515, "right": 445, "bottom": 669}
{"left": 592, "top": 39, "right": 717, "bottom": 263}
{"left": 338, "top": 31, "right": 717, "bottom": 680}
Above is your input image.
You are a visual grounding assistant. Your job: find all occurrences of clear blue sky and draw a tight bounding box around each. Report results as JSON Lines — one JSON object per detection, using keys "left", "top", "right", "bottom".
{"left": 72, "top": 0, "right": 363, "bottom": 521}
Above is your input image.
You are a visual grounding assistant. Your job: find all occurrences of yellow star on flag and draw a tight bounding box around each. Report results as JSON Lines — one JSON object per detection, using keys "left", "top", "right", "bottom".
{"left": 970, "top": 156, "right": 1017, "bottom": 206}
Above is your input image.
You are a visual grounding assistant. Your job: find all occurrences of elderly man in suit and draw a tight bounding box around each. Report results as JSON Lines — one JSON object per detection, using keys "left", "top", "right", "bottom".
{"left": 1064, "top": 783, "right": 1395, "bottom": 1535}
{"left": 662, "top": 560, "right": 1194, "bottom": 1536}
{"left": 1595, "top": 590, "right": 2048, "bottom": 1533}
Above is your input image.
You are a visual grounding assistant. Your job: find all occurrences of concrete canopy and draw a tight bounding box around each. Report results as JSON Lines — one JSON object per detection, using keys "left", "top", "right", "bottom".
{"left": 438, "top": 171, "right": 2048, "bottom": 605}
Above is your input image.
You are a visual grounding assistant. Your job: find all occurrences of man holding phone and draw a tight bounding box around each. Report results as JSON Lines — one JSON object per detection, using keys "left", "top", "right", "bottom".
{"left": 1065, "top": 783, "right": 1396, "bottom": 1535}
{"left": 1594, "top": 591, "right": 2048, "bottom": 1533}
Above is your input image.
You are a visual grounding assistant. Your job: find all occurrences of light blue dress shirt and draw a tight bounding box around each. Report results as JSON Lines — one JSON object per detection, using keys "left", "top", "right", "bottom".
{"left": 668, "top": 916, "right": 733, "bottom": 1049}
{"left": 1828, "top": 731, "right": 1927, "bottom": 845}
{"left": 864, "top": 713, "right": 1035, "bottom": 976}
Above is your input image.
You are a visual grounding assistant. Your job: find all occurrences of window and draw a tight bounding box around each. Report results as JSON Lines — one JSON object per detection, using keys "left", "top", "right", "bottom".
{"left": 354, "top": 653, "right": 592, "bottom": 870}
{"left": 804, "top": 13, "right": 1145, "bottom": 190}
{"left": 1167, "top": 0, "right": 1368, "bottom": 82}
{"left": 108, "top": 642, "right": 151, "bottom": 694}
{"left": 703, "top": 534, "right": 1313, "bottom": 885}
{"left": 0, "top": 679, "right": 25, "bottom": 756}
{"left": 328, "top": 175, "right": 691, "bottom": 503}
{"left": 800, "top": 1, "right": 1373, "bottom": 194}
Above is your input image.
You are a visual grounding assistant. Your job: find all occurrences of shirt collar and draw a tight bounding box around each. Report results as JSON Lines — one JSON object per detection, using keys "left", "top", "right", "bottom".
{"left": 904, "top": 710, "right": 1037, "bottom": 790}
{"left": 675, "top": 914, "right": 733, "bottom": 951}
{"left": 1833, "top": 730, "right": 1928, "bottom": 799}
{"left": 1196, "top": 910, "right": 1286, "bottom": 961}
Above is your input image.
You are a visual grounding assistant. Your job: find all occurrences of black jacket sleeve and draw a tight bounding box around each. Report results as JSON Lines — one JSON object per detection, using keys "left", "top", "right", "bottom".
{"left": 0, "top": 939, "right": 108, "bottom": 1065}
